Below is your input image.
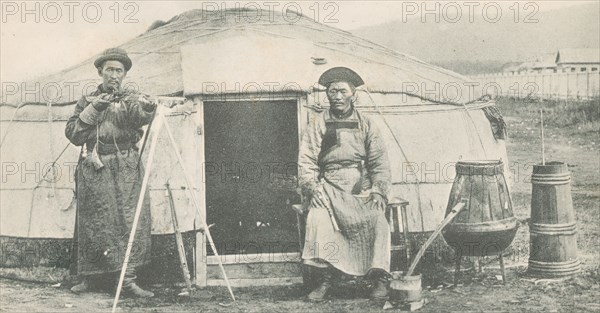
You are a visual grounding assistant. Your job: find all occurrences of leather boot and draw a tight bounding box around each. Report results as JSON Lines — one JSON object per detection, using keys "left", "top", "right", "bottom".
{"left": 306, "top": 268, "right": 333, "bottom": 302}
{"left": 70, "top": 278, "right": 89, "bottom": 294}
{"left": 122, "top": 267, "right": 154, "bottom": 298}
{"left": 123, "top": 282, "right": 154, "bottom": 298}
{"left": 370, "top": 276, "right": 389, "bottom": 300}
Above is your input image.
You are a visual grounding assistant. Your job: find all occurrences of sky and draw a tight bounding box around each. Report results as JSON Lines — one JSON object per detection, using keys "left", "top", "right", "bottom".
{"left": 0, "top": 1, "right": 591, "bottom": 83}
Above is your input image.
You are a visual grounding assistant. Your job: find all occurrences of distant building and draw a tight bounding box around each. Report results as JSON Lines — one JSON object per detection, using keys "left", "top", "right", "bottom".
{"left": 500, "top": 62, "right": 522, "bottom": 74}
{"left": 515, "top": 62, "right": 535, "bottom": 74}
{"left": 475, "top": 48, "right": 599, "bottom": 100}
{"left": 505, "top": 49, "right": 600, "bottom": 75}
{"left": 529, "top": 53, "right": 559, "bottom": 74}
{"left": 510, "top": 53, "right": 557, "bottom": 74}
{"left": 556, "top": 48, "right": 600, "bottom": 73}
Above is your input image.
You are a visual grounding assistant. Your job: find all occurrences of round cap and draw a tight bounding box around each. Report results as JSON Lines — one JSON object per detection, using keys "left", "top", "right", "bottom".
{"left": 318, "top": 67, "right": 364, "bottom": 88}
{"left": 94, "top": 47, "right": 132, "bottom": 71}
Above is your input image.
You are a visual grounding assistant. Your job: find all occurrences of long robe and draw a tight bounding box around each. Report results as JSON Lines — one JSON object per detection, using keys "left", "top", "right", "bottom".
{"left": 298, "top": 107, "right": 391, "bottom": 276}
{"left": 65, "top": 85, "right": 154, "bottom": 276}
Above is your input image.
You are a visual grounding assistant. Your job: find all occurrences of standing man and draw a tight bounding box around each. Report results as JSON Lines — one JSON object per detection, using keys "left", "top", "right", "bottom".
{"left": 299, "top": 67, "right": 392, "bottom": 301}
{"left": 65, "top": 48, "right": 156, "bottom": 297}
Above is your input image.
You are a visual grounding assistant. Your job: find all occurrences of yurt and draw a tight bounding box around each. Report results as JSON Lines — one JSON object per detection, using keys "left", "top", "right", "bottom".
{"left": 0, "top": 8, "right": 509, "bottom": 286}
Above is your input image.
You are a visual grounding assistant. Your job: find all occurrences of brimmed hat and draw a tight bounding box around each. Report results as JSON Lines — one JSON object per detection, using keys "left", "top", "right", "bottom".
{"left": 94, "top": 48, "right": 132, "bottom": 71}
{"left": 318, "top": 67, "right": 364, "bottom": 88}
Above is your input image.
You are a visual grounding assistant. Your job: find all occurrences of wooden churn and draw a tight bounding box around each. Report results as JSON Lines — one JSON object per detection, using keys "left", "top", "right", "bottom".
{"left": 528, "top": 161, "right": 580, "bottom": 277}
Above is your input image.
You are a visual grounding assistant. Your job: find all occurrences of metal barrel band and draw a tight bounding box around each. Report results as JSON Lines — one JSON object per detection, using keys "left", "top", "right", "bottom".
{"left": 531, "top": 173, "right": 571, "bottom": 179}
{"left": 530, "top": 179, "right": 571, "bottom": 185}
{"left": 528, "top": 259, "right": 581, "bottom": 274}
{"left": 529, "top": 259, "right": 581, "bottom": 267}
{"left": 529, "top": 222, "right": 577, "bottom": 235}
{"left": 456, "top": 164, "right": 503, "bottom": 176}
{"left": 531, "top": 173, "right": 571, "bottom": 185}
{"left": 446, "top": 217, "right": 519, "bottom": 233}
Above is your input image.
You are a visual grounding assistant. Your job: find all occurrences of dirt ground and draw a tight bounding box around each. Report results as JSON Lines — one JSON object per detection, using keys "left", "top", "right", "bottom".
{"left": 1, "top": 104, "right": 599, "bottom": 312}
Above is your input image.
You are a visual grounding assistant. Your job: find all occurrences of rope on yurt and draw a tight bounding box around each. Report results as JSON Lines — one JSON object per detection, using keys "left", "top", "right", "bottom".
{"left": 2, "top": 101, "right": 70, "bottom": 237}
{"left": 26, "top": 142, "right": 71, "bottom": 237}
{"left": 313, "top": 42, "right": 443, "bottom": 92}
{"left": 363, "top": 90, "right": 426, "bottom": 232}
{"left": 460, "top": 103, "right": 489, "bottom": 159}
{"left": 0, "top": 103, "right": 25, "bottom": 148}
{"left": 47, "top": 102, "right": 59, "bottom": 211}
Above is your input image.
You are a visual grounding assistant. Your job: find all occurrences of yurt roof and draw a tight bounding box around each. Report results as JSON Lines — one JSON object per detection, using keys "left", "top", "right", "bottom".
{"left": 1, "top": 8, "right": 479, "bottom": 107}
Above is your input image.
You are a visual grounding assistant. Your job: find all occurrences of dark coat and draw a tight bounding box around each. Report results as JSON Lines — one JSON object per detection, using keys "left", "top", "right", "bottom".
{"left": 65, "top": 85, "right": 155, "bottom": 275}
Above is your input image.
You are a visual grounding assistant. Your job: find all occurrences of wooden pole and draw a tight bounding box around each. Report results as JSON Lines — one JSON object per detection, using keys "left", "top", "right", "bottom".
{"left": 454, "top": 257, "right": 461, "bottom": 287}
{"left": 540, "top": 109, "right": 545, "bottom": 165}
{"left": 112, "top": 108, "right": 164, "bottom": 313}
{"left": 137, "top": 109, "right": 157, "bottom": 167}
{"left": 499, "top": 252, "right": 506, "bottom": 285}
{"left": 165, "top": 183, "right": 193, "bottom": 294}
{"left": 406, "top": 200, "right": 467, "bottom": 276}
{"left": 160, "top": 113, "right": 236, "bottom": 302}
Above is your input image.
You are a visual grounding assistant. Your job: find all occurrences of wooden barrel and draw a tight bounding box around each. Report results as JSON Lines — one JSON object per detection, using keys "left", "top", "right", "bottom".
{"left": 443, "top": 160, "right": 519, "bottom": 257}
{"left": 528, "top": 162, "right": 580, "bottom": 277}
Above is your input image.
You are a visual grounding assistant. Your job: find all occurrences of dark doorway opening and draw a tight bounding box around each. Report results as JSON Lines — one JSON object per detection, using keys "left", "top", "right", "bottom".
{"left": 204, "top": 100, "right": 300, "bottom": 256}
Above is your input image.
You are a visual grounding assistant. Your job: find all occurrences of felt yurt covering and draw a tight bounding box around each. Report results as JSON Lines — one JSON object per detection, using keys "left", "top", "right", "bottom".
{"left": 0, "top": 9, "right": 509, "bottom": 282}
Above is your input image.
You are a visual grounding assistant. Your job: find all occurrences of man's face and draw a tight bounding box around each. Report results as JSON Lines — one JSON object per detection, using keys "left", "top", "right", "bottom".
{"left": 98, "top": 60, "right": 126, "bottom": 92}
{"left": 327, "top": 82, "right": 355, "bottom": 113}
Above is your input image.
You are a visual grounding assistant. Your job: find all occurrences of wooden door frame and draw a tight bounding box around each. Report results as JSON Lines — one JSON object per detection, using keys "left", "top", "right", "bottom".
{"left": 191, "top": 92, "right": 308, "bottom": 287}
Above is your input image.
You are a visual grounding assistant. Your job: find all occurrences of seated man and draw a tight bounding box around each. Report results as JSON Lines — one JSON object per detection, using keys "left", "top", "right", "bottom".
{"left": 298, "top": 67, "right": 392, "bottom": 301}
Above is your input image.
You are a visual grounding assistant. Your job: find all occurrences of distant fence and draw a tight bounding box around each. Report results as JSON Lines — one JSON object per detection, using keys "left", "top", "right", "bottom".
{"left": 472, "top": 72, "right": 600, "bottom": 101}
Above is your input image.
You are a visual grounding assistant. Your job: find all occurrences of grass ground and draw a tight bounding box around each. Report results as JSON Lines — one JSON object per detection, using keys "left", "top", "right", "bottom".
{"left": 1, "top": 98, "right": 599, "bottom": 312}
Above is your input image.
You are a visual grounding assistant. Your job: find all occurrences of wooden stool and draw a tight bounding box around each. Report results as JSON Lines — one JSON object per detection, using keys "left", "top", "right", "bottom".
{"left": 291, "top": 203, "right": 306, "bottom": 250}
{"left": 386, "top": 197, "right": 410, "bottom": 271}
{"left": 292, "top": 198, "right": 411, "bottom": 269}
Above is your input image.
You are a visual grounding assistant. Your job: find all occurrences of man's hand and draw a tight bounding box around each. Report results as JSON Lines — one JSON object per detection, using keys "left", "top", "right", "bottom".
{"left": 139, "top": 94, "right": 157, "bottom": 112}
{"left": 89, "top": 93, "right": 112, "bottom": 111}
{"left": 309, "top": 187, "right": 328, "bottom": 209}
{"left": 367, "top": 193, "right": 386, "bottom": 212}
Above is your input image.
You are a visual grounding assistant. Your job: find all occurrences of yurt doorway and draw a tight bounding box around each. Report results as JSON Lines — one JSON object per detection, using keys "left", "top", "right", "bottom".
{"left": 203, "top": 100, "right": 300, "bottom": 257}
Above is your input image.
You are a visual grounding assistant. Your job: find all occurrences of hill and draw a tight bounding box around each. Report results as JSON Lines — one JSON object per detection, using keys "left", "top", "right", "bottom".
{"left": 352, "top": 2, "right": 600, "bottom": 74}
